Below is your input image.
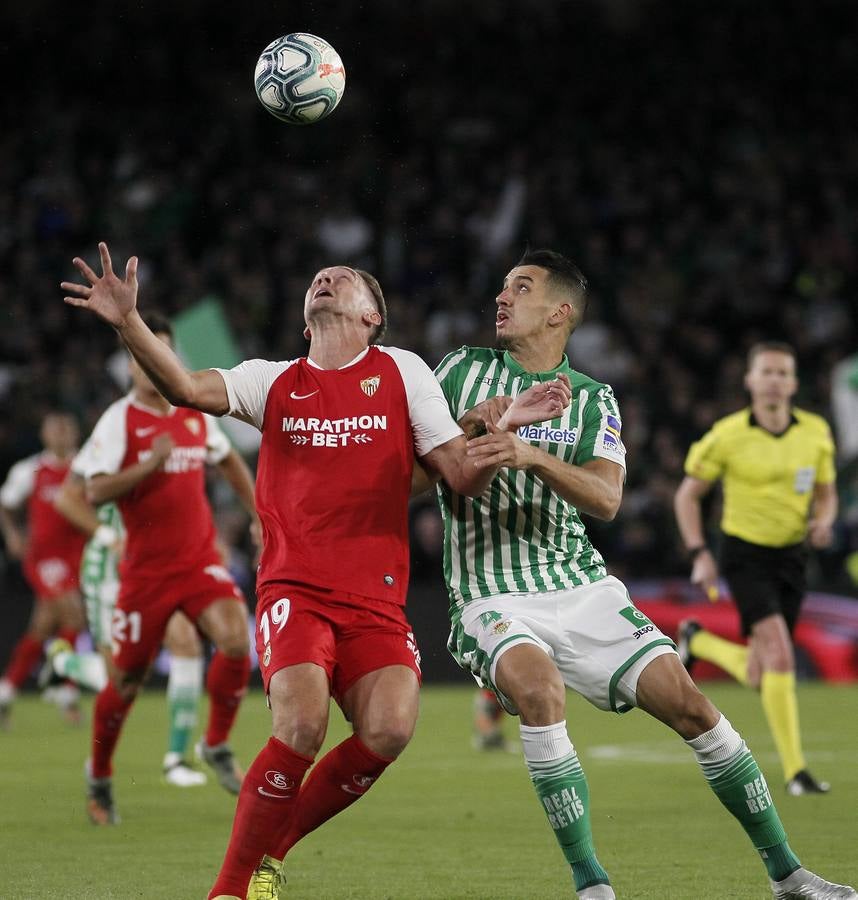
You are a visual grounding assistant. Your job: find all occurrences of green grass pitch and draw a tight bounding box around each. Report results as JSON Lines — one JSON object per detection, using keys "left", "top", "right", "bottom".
{"left": 0, "top": 682, "right": 855, "bottom": 899}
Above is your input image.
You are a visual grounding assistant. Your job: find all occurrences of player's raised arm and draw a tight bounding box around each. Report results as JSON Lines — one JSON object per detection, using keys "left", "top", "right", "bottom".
{"left": 62, "top": 242, "right": 229, "bottom": 415}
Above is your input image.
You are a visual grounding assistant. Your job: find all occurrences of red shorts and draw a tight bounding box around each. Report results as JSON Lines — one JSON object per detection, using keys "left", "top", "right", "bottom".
{"left": 255, "top": 581, "right": 422, "bottom": 702}
{"left": 24, "top": 555, "right": 80, "bottom": 599}
{"left": 112, "top": 561, "right": 244, "bottom": 672}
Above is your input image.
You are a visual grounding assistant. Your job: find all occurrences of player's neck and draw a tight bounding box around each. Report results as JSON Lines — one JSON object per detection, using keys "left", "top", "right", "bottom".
{"left": 307, "top": 328, "right": 370, "bottom": 370}
{"left": 751, "top": 400, "right": 791, "bottom": 433}
{"left": 505, "top": 341, "right": 565, "bottom": 375}
{"left": 133, "top": 388, "right": 172, "bottom": 415}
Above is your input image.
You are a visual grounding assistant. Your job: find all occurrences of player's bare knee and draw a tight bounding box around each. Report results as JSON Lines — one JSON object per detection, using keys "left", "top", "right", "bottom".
{"left": 673, "top": 683, "right": 720, "bottom": 738}
{"left": 358, "top": 718, "right": 415, "bottom": 759}
{"left": 511, "top": 676, "right": 566, "bottom": 725}
{"left": 271, "top": 713, "right": 326, "bottom": 757}
{"left": 217, "top": 635, "right": 249, "bottom": 658}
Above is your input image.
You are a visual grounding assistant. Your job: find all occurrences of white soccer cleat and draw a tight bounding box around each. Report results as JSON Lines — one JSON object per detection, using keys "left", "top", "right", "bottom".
{"left": 578, "top": 884, "right": 616, "bottom": 899}
{"left": 771, "top": 867, "right": 858, "bottom": 899}
{"left": 162, "top": 753, "right": 207, "bottom": 787}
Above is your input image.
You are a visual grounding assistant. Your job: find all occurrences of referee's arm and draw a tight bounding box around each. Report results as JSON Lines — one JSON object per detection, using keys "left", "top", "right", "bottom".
{"left": 808, "top": 481, "right": 838, "bottom": 549}
{"left": 674, "top": 475, "right": 720, "bottom": 599}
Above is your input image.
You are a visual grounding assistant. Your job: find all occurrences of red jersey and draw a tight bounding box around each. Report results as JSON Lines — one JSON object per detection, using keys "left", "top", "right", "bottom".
{"left": 79, "top": 394, "right": 232, "bottom": 580}
{"left": 217, "top": 345, "right": 461, "bottom": 604}
{"left": 0, "top": 452, "right": 86, "bottom": 596}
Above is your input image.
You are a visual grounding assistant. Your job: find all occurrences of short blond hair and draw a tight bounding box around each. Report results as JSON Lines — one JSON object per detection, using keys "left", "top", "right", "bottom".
{"left": 356, "top": 269, "right": 387, "bottom": 343}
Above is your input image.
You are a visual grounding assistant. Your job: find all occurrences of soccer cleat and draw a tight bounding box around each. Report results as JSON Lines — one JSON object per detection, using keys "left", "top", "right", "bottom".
{"left": 676, "top": 619, "right": 702, "bottom": 675}
{"left": 246, "top": 854, "right": 284, "bottom": 900}
{"left": 163, "top": 756, "right": 208, "bottom": 787}
{"left": 771, "top": 867, "right": 857, "bottom": 898}
{"left": 196, "top": 739, "right": 243, "bottom": 794}
{"left": 786, "top": 769, "right": 831, "bottom": 796}
{"left": 0, "top": 678, "right": 15, "bottom": 730}
{"left": 47, "top": 683, "right": 83, "bottom": 726}
{"left": 37, "top": 638, "right": 73, "bottom": 689}
{"left": 85, "top": 761, "right": 120, "bottom": 825}
{"left": 577, "top": 884, "right": 616, "bottom": 899}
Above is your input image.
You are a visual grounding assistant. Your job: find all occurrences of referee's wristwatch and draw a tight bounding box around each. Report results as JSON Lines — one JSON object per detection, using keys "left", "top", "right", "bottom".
{"left": 687, "top": 545, "right": 709, "bottom": 560}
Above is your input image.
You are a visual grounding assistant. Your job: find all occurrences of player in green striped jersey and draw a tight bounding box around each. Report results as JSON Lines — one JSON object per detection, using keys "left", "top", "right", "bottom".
{"left": 430, "top": 249, "right": 855, "bottom": 900}
{"left": 49, "top": 462, "right": 208, "bottom": 788}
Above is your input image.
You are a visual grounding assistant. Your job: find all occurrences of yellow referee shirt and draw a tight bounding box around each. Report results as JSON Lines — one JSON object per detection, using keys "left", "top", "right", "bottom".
{"left": 684, "top": 407, "right": 836, "bottom": 547}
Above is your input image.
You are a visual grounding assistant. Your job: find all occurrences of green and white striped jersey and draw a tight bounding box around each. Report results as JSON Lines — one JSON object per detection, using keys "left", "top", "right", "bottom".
{"left": 434, "top": 346, "right": 626, "bottom": 614}
{"left": 79, "top": 502, "right": 123, "bottom": 597}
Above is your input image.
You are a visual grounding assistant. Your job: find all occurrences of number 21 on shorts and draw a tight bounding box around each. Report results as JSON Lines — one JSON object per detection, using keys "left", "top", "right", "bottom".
{"left": 259, "top": 598, "right": 291, "bottom": 645}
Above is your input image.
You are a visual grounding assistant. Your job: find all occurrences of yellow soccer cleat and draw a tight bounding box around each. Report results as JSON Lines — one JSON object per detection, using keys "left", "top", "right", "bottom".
{"left": 246, "top": 855, "right": 284, "bottom": 900}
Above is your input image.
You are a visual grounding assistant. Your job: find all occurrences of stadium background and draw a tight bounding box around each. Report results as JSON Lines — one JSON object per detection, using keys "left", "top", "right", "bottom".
{"left": 2, "top": 0, "right": 858, "bottom": 683}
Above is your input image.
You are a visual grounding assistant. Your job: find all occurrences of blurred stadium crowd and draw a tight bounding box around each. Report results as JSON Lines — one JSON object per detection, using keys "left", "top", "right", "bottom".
{"left": 2, "top": 0, "right": 857, "bottom": 603}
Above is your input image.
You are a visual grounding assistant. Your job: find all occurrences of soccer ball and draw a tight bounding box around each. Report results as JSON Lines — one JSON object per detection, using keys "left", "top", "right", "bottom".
{"left": 254, "top": 33, "right": 346, "bottom": 125}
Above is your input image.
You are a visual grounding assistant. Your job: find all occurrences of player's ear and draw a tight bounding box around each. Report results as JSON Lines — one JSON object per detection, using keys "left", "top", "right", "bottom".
{"left": 548, "top": 302, "right": 574, "bottom": 330}
{"left": 362, "top": 309, "right": 382, "bottom": 329}
{"left": 303, "top": 326, "right": 311, "bottom": 340}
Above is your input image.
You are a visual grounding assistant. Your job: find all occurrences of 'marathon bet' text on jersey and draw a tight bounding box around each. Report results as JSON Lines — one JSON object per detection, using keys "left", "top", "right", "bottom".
{"left": 216, "top": 345, "right": 461, "bottom": 605}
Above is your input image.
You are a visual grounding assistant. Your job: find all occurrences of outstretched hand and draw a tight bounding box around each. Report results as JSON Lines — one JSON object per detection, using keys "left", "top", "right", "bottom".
{"left": 61, "top": 242, "right": 139, "bottom": 328}
{"left": 499, "top": 373, "right": 572, "bottom": 430}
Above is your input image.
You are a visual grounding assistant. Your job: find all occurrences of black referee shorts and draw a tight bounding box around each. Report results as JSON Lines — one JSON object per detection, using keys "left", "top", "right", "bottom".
{"left": 719, "top": 534, "right": 807, "bottom": 636}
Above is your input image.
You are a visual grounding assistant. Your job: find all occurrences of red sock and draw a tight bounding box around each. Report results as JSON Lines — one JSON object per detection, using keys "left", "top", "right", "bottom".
{"left": 208, "top": 737, "right": 313, "bottom": 899}
{"left": 204, "top": 652, "right": 250, "bottom": 747}
{"left": 3, "top": 634, "right": 45, "bottom": 687}
{"left": 91, "top": 682, "right": 134, "bottom": 778}
{"left": 274, "top": 735, "right": 393, "bottom": 859}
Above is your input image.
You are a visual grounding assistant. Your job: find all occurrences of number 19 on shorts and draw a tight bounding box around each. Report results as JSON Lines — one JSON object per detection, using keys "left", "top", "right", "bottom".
{"left": 259, "top": 598, "right": 291, "bottom": 644}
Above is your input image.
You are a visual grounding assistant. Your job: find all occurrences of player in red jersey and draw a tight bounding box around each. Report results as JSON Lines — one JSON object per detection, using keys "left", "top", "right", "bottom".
{"left": 62, "top": 243, "right": 569, "bottom": 898}
{"left": 70, "top": 311, "right": 259, "bottom": 825}
{"left": 0, "top": 412, "right": 87, "bottom": 727}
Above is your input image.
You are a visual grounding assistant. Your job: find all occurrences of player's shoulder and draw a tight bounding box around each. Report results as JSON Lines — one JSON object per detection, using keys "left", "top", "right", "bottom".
{"left": 376, "top": 345, "right": 427, "bottom": 367}
{"left": 434, "top": 345, "right": 500, "bottom": 378}
{"left": 566, "top": 365, "right": 614, "bottom": 397}
{"left": 793, "top": 406, "right": 832, "bottom": 435}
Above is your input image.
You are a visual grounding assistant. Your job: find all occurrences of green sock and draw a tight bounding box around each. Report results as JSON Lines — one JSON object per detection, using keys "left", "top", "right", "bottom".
{"left": 687, "top": 715, "right": 801, "bottom": 881}
{"left": 521, "top": 724, "right": 610, "bottom": 891}
{"left": 166, "top": 657, "right": 203, "bottom": 756}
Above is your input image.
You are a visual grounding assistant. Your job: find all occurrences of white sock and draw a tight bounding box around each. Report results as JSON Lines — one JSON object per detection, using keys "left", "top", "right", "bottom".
{"left": 53, "top": 651, "right": 108, "bottom": 692}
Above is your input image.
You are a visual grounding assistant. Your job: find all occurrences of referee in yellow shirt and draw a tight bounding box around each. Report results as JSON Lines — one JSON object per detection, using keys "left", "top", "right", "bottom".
{"left": 674, "top": 341, "right": 838, "bottom": 796}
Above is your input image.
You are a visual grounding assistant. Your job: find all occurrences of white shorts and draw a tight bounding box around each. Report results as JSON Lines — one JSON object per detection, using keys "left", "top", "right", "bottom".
{"left": 448, "top": 576, "right": 677, "bottom": 714}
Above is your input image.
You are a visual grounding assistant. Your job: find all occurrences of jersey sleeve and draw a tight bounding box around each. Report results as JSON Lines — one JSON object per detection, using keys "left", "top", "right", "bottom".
{"left": 0, "top": 456, "right": 38, "bottom": 508}
{"left": 203, "top": 414, "right": 232, "bottom": 465}
{"left": 433, "top": 346, "right": 471, "bottom": 418}
{"left": 575, "top": 384, "right": 627, "bottom": 470}
{"left": 80, "top": 402, "right": 129, "bottom": 478}
{"left": 815, "top": 421, "right": 836, "bottom": 484}
{"left": 71, "top": 432, "right": 100, "bottom": 478}
{"left": 683, "top": 426, "right": 725, "bottom": 482}
{"left": 213, "top": 359, "right": 295, "bottom": 430}
{"left": 383, "top": 347, "right": 463, "bottom": 457}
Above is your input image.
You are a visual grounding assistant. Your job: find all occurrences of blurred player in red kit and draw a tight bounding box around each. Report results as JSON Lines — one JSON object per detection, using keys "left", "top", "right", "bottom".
{"left": 0, "top": 412, "right": 87, "bottom": 726}
{"left": 70, "top": 310, "right": 259, "bottom": 825}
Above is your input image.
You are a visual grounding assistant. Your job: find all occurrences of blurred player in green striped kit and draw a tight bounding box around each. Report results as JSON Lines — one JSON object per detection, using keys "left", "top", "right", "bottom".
{"left": 428, "top": 248, "right": 855, "bottom": 900}
{"left": 47, "top": 433, "right": 208, "bottom": 787}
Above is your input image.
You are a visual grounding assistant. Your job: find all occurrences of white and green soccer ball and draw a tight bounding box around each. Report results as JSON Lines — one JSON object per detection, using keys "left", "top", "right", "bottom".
{"left": 254, "top": 33, "right": 346, "bottom": 125}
